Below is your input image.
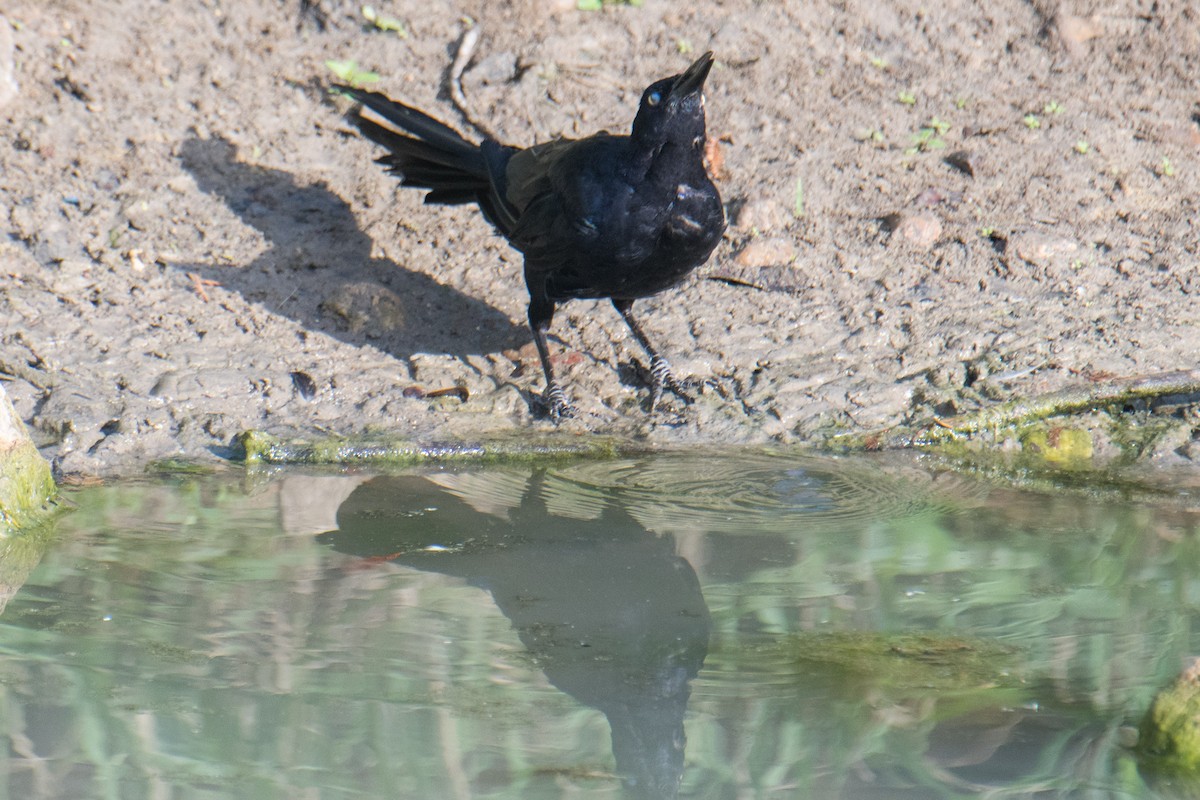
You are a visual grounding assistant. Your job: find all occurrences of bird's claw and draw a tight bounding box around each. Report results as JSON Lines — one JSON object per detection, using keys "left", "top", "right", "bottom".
{"left": 537, "top": 384, "right": 576, "bottom": 422}
{"left": 648, "top": 355, "right": 694, "bottom": 411}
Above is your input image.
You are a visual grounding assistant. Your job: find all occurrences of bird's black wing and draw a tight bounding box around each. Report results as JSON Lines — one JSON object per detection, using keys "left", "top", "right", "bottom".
{"left": 504, "top": 137, "right": 627, "bottom": 261}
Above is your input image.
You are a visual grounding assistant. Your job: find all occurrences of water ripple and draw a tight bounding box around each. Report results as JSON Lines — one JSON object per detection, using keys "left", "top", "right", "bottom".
{"left": 551, "top": 452, "right": 991, "bottom": 534}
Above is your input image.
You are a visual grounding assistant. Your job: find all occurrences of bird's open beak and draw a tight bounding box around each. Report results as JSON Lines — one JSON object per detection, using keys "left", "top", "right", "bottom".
{"left": 670, "top": 51, "right": 714, "bottom": 99}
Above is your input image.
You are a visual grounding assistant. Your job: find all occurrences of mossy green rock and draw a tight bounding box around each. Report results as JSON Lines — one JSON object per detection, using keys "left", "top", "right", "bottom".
{"left": 0, "top": 385, "right": 56, "bottom": 531}
{"left": 1139, "top": 660, "right": 1200, "bottom": 772}
{"left": 1019, "top": 424, "right": 1093, "bottom": 467}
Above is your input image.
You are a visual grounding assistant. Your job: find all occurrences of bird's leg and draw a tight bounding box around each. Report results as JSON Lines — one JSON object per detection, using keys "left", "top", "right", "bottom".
{"left": 528, "top": 297, "right": 575, "bottom": 421}
{"left": 612, "top": 299, "right": 693, "bottom": 411}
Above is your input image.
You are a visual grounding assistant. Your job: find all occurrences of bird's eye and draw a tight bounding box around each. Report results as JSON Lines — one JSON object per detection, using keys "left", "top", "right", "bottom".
{"left": 646, "top": 91, "right": 661, "bottom": 107}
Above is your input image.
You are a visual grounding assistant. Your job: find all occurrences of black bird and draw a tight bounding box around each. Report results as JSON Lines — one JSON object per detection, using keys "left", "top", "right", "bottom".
{"left": 336, "top": 52, "right": 725, "bottom": 420}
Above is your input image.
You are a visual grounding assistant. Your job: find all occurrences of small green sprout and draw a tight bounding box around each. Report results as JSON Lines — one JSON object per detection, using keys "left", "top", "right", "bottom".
{"left": 1043, "top": 100, "right": 1065, "bottom": 115}
{"left": 868, "top": 54, "right": 889, "bottom": 69}
{"left": 676, "top": 39, "right": 693, "bottom": 54}
{"left": 979, "top": 226, "right": 996, "bottom": 238}
{"left": 954, "top": 96, "right": 969, "bottom": 110}
{"left": 1022, "top": 114, "right": 1041, "bottom": 129}
{"left": 897, "top": 90, "right": 917, "bottom": 106}
{"left": 326, "top": 60, "right": 380, "bottom": 87}
{"left": 906, "top": 117, "right": 950, "bottom": 153}
{"left": 1158, "top": 156, "right": 1176, "bottom": 178}
{"left": 854, "top": 127, "right": 884, "bottom": 143}
{"left": 362, "top": 5, "right": 408, "bottom": 36}
{"left": 1074, "top": 140, "right": 1090, "bottom": 154}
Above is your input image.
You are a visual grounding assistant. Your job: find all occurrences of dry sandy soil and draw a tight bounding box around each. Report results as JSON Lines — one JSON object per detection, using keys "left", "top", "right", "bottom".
{"left": 1, "top": 0, "right": 1197, "bottom": 477}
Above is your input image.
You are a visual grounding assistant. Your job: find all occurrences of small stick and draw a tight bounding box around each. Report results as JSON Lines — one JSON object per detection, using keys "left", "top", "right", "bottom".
{"left": 186, "top": 272, "right": 220, "bottom": 302}
{"left": 448, "top": 24, "right": 499, "bottom": 141}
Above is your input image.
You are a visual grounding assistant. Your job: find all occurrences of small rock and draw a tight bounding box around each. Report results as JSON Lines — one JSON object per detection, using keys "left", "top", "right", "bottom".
{"left": 734, "top": 237, "right": 795, "bottom": 268}
{"left": 1053, "top": 14, "right": 1103, "bottom": 58}
{"left": 887, "top": 212, "right": 942, "bottom": 251}
{"left": 943, "top": 150, "right": 976, "bottom": 178}
{"left": 1020, "top": 425, "right": 1093, "bottom": 466}
{"left": 0, "top": 383, "right": 56, "bottom": 532}
{"left": 734, "top": 197, "right": 788, "bottom": 234}
{"left": 1138, "top": 656, "right": 1200, "bottom": 771}
{"left": 121, "top": 195, "right": 164, "bottom": 232}
{"left": 290, "top": 371, "right": 318, "bottom": 400}
{"left": 915, "top": 187, "right": 962, "bottom": 207}
{"left": 1012, "top": 232, "right": 1080, "bottom": 267}
{"left": 127, "top": 249, "right": 148, "bottom": 272}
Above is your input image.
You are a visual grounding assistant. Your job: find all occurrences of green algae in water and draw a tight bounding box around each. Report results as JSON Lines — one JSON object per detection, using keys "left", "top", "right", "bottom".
{"left": 785, "top": 631, "right": 1022, "bottom": 694}
{"left": 235, "top": 429, "right": 627, "bottom": 465}
{"left": 1139, "top": 661, "right": 1200, "bottom": 774}
{"left": 0, "top": 443, "right": 56, "bottom": 531}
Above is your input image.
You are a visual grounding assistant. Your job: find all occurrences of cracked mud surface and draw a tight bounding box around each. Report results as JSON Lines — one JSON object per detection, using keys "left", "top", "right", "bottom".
{"left": 1, "top": 1, "right": 1197, "bottom": 476}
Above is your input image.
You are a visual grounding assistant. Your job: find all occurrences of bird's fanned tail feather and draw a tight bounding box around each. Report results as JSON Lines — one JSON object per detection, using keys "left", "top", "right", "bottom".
{"left": 337, "top": 85, "right": 490, "bottom": 206}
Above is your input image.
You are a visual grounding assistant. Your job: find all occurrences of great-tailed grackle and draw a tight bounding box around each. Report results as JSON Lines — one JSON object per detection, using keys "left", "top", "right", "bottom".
{"left": 337, "top": 52, "right": 725, "bottom": 420}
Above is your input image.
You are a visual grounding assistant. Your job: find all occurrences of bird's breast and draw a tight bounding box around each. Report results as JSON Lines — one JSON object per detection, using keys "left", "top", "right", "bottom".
{"left": 666, "top": 182, "right": 718, "bottom": 238}
{"left": 663, "top": 181, "right": 724, "bottom": 256}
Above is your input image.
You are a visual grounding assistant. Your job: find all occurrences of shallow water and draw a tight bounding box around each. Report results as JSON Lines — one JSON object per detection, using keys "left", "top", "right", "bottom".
{"left": 2, "top": 452, "right": 1200, "bottom": 799}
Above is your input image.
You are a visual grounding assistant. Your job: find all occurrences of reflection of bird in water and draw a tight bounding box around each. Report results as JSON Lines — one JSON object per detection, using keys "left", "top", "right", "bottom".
{"left": 318, "top": 469, "right": 711, "bottom": 799}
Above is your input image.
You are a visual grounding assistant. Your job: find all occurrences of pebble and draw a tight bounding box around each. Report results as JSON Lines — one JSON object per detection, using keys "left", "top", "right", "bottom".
{"left": 1053, "top": 14, "right": 1103, "bottom": 58}
{"left": 734, "top": 197, "right": 788, "bottom": 234}
{"left": 121, "top": 196, "right": 160, "bottom": 232}
{"left": 734, "top": 237, "right": 795, "bottom": 268}
{"left": 1012, "top": 232, "right": 1080, "bottom": 267}
{"left": 887, "top": 212, "right": 942, "bottom": 251}
{"left": 943, "top": 150, "right": 977, "bottom": 178}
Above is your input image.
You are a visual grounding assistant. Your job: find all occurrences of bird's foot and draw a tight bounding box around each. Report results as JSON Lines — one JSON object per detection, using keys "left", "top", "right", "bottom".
{"left": 535, "top": 384, "right": 576, "bottom": 422}
{"left": 647, "top": 355, "right": 695, "bottom": 411}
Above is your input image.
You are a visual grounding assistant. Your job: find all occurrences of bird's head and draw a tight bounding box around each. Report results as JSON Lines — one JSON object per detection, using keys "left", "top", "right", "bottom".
{"left": 631, "top": 52, "right": 714, "bottom": 151}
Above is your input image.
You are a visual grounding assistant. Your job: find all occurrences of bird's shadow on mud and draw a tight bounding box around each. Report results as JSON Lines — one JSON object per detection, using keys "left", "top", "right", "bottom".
{"left": 177, "top": 136, "right": 527, "bottom": 361}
